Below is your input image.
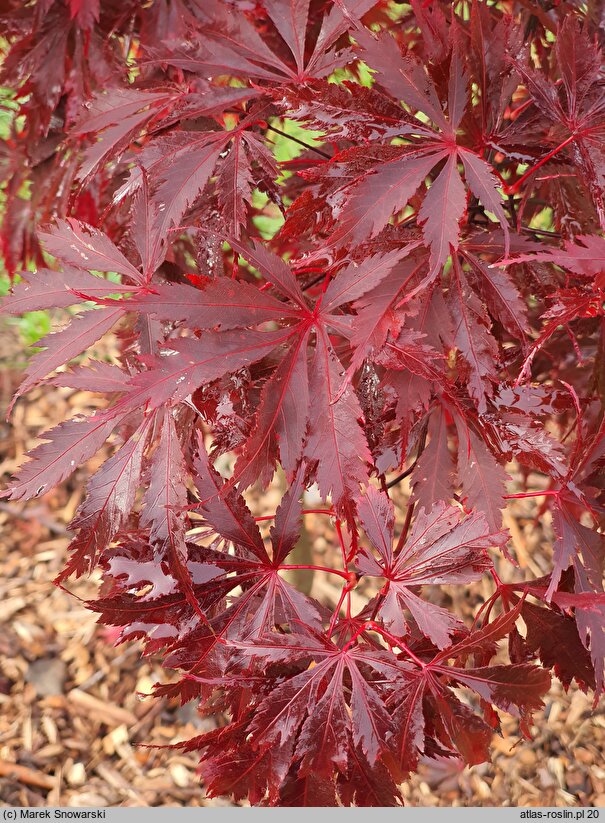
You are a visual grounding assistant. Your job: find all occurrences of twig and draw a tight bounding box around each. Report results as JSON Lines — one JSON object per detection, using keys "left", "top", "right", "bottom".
{"left": 0, "top": 759, "right": 56, "bottom": 790}
{"left": 520, "top": 226, "right": 562, "bottom": 238}
{"left": 385, "top": 461, "right": 417, "bottom": 489}
{"left": 68, "top": 689, "right": 137, "bottom": 727}
{"left": 266, "top": 124, "right": 332, "bottom": 160}
{"left": 386, "top": 421, "right": 428, "bottom": 489}
{"left": 394, "top": 501, "right": 415, "bottom": 557}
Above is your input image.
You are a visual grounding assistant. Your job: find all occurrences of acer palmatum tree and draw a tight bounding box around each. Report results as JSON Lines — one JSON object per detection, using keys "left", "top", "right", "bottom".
{"left": 1, "top": 0, "right": 605, "bottom": 807}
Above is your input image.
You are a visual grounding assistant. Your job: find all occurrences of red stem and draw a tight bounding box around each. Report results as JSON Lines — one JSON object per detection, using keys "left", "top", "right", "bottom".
{"left": 279, "top": 564, "right": 350, "bottom": 580}
{"left": 471, "top": 590, "right": 500, "bottom": 631}
{"left": 327, "top": 584, "right": 350, "bottom": 638}
{"left": 342, "top": 622, "right": 373, "bottom": 652}
{"left": 302, "top": 508, "right": 337, "bottom": 516}
{"left": 342, "top": 620, "right": 426, "bottom": 668}
{"left": 254, "top": 508, "right": 336, "bottom": 522}
{"left": 334, "top": 519, "right": 349, "bottom": 566}
{"left": 293, "top": 266, "right": 324, "bottom": 274}
{"left": 504, "top": 134, "right": 577, "bottom": 195}
{"left": 394, "top": 501, "right": 415, "bottom": 557}
{"left": 490, "top": 568, "right": 504, "bottom": 592}
{"left": 369, "top": 623, "right": 426, "bottom": 668}
{"left": 504, "top": 490, "right": 559, "bottom": 500}
{"left": 482, "top": 594, "right": 498, "bottom": 626}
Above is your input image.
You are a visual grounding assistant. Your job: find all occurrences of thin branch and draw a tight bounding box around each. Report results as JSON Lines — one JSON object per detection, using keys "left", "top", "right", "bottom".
{"left": 394, "top": 500, "right": 415, "bottom": 557}
{"left": 279, "top": 564, "right": 350, "bottom": 580}
{"left": 504, "top": 134, "right": 577, "bottom": 195}
{"left": 266, "top": 124, "right": 332, "bottom": 160}
{"left": 303, "top": 272, "right": 327, "bottom": 291}
{"left": 385, "top": 462, "right": 417, "bottom": 489}
{"left": 386, "top": 420, "right": 428, "bottom": 489}
{"left": 520, "top": 226, "right": 562, "bottom": 238}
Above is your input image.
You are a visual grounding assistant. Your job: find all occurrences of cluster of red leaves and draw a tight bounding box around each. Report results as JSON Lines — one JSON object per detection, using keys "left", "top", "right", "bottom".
{"left": 2, "top": 0, "right": 605, "bottom": 807}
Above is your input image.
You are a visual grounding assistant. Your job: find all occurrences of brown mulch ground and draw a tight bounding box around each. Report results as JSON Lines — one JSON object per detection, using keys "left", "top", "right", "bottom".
{"left": 1, "top": 326, "right": 605, "bottom": 808}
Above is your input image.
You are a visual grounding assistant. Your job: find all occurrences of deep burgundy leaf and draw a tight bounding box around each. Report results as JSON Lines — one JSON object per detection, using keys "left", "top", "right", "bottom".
{"left": 143, "top": 131, "right": 231, "bottom": 263}
{"left": 500, "top": 234, "right": 605, "bottom": 288}
{"left": 3, "top": 415, "right": 120, "bottom": 501}
{"left": 358, "top": 495, "right": 503, "bottom": 647}
{"left": 430, "top": 690, "right": 493, "bottom": 765}
{"left": 233, "top": 329, "right": 311, "bottom": 487}
{"left": 389, "top": 678, "right": 426, "bottom": 775}
{"left": 447, "top": 42, "right": 468, "bottom": 131}
{"left": 348, "top": 256, "right": 424, "bottom": 373}
{"left": 304, "top": 331, "right": 372, "bottom": 515}
{"left": 270, "top": 462, "right": 306, "bottom": 565}
{"left": 49, "top": 361, "right": 129, "bottom": 393}
{"left": 39, "top": 219, "right": 144, "bottom": 284}
{"left": 69, "top": 0, "right": 100, "bottom": 29}
{"left": 356, "top": 485, "right": 394, "bottom": 566}
{"left": 110, "top": 279, "right": 296, "bottom": 329}
{"left": 141, "top": 412, "right": 188, "bottom": 561}
{"left": 453, "top": 416, "right": 509, "bottom": 533}
{"left": 322, "top": 247, "right": 415, "bottom": 311}
{"left": 418, "top": 153, "right": 466, "bottom": 275}
{"left": 192, "top": 435, "right": 268, "bottom": 562}
{"left": 328, "top": 149, "right": 446, "bottom": 247}
{"left": 264, "top": 0, "right": 311, "bottom": 75}
{"left": 74, "top": 89, "right": 174, "bottom": 184}
{"left": 412, "top": 405, "right": 455, "bottom": 516}
{"left": 458, "top": 150, "right": 509, "bottom": 242}
{"left": 434, "top": 600, "right": 525, "bottom": 664}
{"left": 463, "top": 248, "right": 528, "bottom": 340}
{"left": 238, "top": 632, "right": 395, "bottom": 779}
{"left": 229, "top": 239, "right": 308, "bottom": 309}
{"left": 520, "top": 600, "right": 596, "bottom": 692}
{"left": 356, "top": 30, "right": 449, "bottom": 132}
{"left": 59, "top": 416, "right": 151, "bottom": 581}
{"left": 449, "top": 261, "right": 499, "bottom": 411}
{"left": 0, "top": 269, "right": 137, "bottom": 315}
{"left": 119, "top": 326, "right": 299, "bottom": 412}
{"left": 447, "top": 664, "right": 551, "bottom": 718}
{"left": 13, "top": 307, "right": 122, "bottom": 404}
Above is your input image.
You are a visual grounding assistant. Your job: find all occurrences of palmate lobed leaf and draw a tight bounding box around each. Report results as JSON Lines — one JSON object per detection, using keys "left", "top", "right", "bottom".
{"left": 0, "top": 268, "right": 138, "bottom": 315}
{"left": 58, "top": 415, "right": 151, "bottom": 582}
{"left": 11, "top": 307, "right": 123, "bottom": 408}
{"left": 290, "top": 30, "right": 509, "bottom": 272}
{"left": 499, "top": 233, "right": 605, "bottom": 287}
{"left": 1, "top": 0, "right": 604, "bottom": 808}
{"left": 230, "top": 619, "right": 550, "bottom": 785}
{"left": 38, "top": 218, "right": 145, "bottom": 283}
{"left": 356, "top": 489, "right": 505, "bottom": 647}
